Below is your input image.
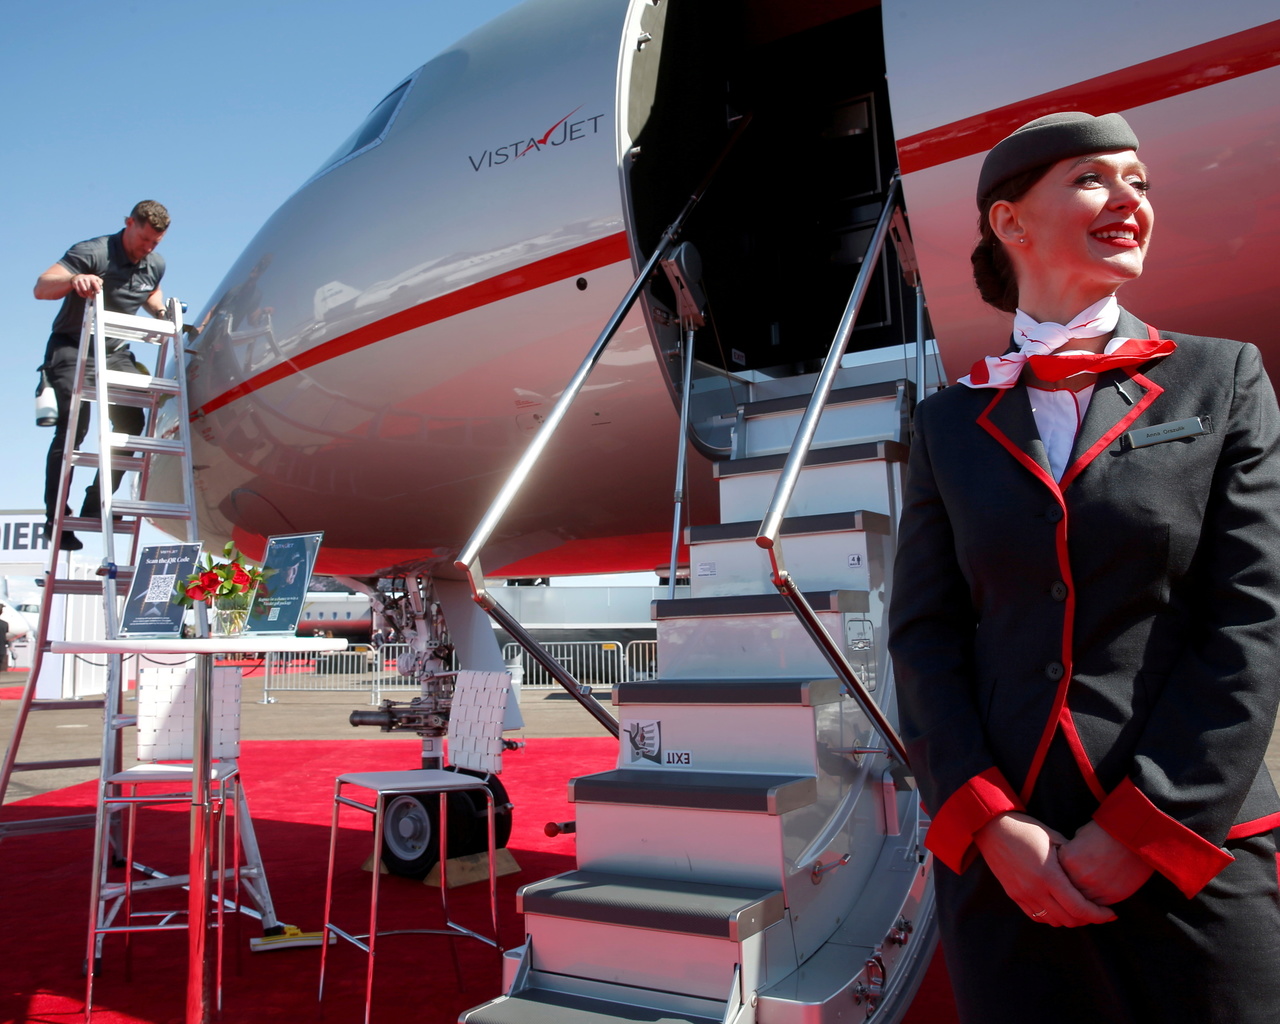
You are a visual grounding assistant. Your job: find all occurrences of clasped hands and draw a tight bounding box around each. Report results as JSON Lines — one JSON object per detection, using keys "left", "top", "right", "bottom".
{"left": 973, "top": 812, "right": 1153, "bottom": 927}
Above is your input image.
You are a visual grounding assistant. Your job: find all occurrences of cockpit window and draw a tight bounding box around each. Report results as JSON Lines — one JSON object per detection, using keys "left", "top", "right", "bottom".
{"left": 312, "top": 73, "right": 416, "bottom": 179}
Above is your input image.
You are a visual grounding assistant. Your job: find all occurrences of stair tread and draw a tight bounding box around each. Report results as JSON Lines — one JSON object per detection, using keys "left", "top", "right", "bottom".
{"left": 740, "top": 379, "right": 902, "bottom": 419}
{"left": 613, "top": 678, "right": 843, "bottom": 707}
{"left": 572, "top": 768, "right": 816, "bottom": 813}
{"left": 687, "top": 510, "right": 889, "bottom": 544}
{"left": 464, "top": 988, "right": 721, "bottom": 1024}
{"left": 519, "top": 869, "right": 785, "bottom": 940}
{"left": 651, "top": 589, "right": 869, "bottom": 621}
{"left": 714, "top": 439, "right": 907, "bottom": 479}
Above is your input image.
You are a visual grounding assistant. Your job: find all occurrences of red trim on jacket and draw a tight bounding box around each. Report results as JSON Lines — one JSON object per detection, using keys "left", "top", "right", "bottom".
{"left": 1059, "top": 376, "right": 1166, "bottom": 492}
{"left": 1226, "top": 812, "right": 1280, "bottom": 840}
{"left": 1058, "top": 707, "right": 1107, "bottom": 802}
{"left": 977, "top": 391, "right": 1076, "bottom": 803}
{"left": 925, "top": 767, "right": 1025, "bottom": 874}
{"left": 1094, "top": 778, "right": 1233, "bottom": 897}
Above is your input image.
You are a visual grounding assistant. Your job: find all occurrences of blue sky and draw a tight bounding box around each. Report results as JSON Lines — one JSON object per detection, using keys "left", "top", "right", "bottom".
{"left": 0, "top": 0, "right": 520, "bottom": 525}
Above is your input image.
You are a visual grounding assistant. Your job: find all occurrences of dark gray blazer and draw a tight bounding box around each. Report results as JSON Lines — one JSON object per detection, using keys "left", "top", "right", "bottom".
{"left": 889, "top": 308, "right": 1280, "bottom": 898}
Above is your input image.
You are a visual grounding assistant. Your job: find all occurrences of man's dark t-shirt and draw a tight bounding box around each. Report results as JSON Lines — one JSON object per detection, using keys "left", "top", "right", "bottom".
{"left": 49, "top": 231, "right": 165, "bottom": 340}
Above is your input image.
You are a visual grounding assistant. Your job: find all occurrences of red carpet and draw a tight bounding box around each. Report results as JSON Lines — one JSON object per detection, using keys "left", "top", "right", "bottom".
{"left": 0, "top": 737, "right": 959, "bottom": 1024}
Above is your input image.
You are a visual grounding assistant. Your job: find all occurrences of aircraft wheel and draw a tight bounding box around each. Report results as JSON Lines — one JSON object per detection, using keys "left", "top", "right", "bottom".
{"left": 379, "top": 772, "right": 513, "bottom": 879}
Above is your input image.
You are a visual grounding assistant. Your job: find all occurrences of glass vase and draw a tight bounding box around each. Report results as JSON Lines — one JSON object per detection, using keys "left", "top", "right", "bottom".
{"left": 210, "top": 593, "right": 253, "bottom": 637}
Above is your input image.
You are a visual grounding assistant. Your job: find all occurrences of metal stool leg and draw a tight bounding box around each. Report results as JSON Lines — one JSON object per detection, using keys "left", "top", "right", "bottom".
{"left": 318, "top": 777, "right": 343, "bottom": 1004}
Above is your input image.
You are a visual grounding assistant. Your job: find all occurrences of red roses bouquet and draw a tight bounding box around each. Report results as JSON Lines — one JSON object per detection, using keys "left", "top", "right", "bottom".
{"left": 175, "top": 542, "right": 270, "bottom": 608}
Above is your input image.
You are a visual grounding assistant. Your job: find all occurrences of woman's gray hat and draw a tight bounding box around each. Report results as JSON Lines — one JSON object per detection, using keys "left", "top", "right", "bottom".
{"left": 977, "top": 111, "right": 1139, "bottom": 203}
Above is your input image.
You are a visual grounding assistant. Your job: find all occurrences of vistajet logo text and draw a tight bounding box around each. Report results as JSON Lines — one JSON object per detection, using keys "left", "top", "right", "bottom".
{"left": 468, "top": 106, "right": 606, "bottom": 171}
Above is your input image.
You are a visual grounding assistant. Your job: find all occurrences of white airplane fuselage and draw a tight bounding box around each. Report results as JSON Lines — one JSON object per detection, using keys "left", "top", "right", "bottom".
{"left": 162, "top": 0, "right": 1280, "bottom": 578}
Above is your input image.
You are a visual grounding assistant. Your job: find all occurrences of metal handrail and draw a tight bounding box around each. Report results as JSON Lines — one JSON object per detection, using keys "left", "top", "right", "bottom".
{"left": 753, "top": 176, "right": 912, "bottom": 768}
{"left": 456, "top": 118, "right": 753, "bottom": 734}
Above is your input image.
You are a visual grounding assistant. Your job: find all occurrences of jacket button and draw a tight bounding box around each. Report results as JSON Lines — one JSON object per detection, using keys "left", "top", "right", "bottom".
{"left": 1045, "top": 661, "right": 1065, "bottom": 681}
{"left": 1045, "top": 506, "right": 1064, "bottom": 523}
{"left": 1050, "top": 581, "right": 1068, "bottom": 601}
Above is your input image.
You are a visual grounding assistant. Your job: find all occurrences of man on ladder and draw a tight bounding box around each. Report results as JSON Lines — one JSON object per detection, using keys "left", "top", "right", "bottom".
{"left": 33, "top": 200, "right": 170, "bottom": 551}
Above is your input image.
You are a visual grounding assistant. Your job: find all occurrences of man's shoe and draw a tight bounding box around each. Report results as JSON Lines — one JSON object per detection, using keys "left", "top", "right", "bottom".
{"left": 44, "top": 522, "right": 82, "bottom": 551}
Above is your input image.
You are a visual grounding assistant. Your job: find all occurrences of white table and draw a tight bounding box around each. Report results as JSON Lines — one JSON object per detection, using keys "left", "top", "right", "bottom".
{"left": 52, "top": 637, "right": 348, "bottom": 1024}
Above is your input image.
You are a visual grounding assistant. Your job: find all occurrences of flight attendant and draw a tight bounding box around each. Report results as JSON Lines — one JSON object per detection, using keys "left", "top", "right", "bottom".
{"left": 888, "top": 112, "right": 1280, "bottom": 1022}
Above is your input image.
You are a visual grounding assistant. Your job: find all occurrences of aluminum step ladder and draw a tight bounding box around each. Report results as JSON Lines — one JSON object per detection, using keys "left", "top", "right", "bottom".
{"left": 0, "top": 293, "right": 283, "bottom": 936}
{"left": 0, "top": 291, "right": 199, "bottom": 829}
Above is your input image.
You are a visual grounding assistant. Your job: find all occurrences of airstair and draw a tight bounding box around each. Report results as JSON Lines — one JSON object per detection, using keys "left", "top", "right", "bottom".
{"left": 456, "top": 173, "right": 938, "bottom": 1023}
{"left": 464, "top": 374, "right": 934, "bottom": 1024}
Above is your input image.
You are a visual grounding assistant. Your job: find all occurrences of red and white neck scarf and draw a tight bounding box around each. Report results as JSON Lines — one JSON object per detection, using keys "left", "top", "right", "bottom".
{"left": 959, "top": 296, "right": 1175, "bottom": 389}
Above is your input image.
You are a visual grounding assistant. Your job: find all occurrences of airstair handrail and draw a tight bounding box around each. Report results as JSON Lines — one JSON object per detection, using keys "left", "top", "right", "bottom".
{"left": 753, "top": 176, "right": 912, "bottom": 768}
{"left": 456, "top": 118, "right": 753, "bottom": 735}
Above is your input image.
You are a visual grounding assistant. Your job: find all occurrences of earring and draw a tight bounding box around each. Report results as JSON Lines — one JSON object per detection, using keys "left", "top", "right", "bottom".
{"left": 1018, "top": 237, "right": 1026, "bottom": 244}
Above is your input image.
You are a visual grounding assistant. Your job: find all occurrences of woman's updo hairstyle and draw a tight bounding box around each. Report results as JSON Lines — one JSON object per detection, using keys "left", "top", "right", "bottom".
{"left": 971, "top": 166, "right": 1050, "bottom": 313}
{"left": 971, "top": 111, "right": 1140, "bottom": 312}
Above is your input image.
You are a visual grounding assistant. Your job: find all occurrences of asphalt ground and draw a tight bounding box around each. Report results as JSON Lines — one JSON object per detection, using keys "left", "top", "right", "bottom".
{"left": 4, "top": 667, "right": 1280, "bottom": 808}
{"left": 0, "top": 669, "right": 614, "bottom": 805}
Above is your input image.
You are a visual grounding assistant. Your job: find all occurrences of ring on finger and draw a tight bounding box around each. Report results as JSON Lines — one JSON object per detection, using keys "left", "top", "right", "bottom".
{"left": 1031, "top": 909, "right": 1048, "bottom": 919}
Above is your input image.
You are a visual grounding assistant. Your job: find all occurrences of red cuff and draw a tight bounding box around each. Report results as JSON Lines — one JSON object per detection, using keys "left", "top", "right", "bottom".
{"left": 1093, "top": 778, "right": 1233, "bottom": 898}
{"left": 925, "top": 767, "right": 1024, "bottom": 874}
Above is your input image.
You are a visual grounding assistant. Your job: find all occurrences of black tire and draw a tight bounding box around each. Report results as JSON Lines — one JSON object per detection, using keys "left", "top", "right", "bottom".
{"left": 445, "top": 767, "right": 514, "bottom": 854}
{"left": 378, "top": 771, "right": 513, "bottom": 879}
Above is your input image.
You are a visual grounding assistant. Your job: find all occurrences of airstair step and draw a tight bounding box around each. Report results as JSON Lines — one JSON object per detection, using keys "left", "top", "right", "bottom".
{"left": 519, "top": 869, "right": 785, "bottom": 941}
{"left": 714, "top": 439, "right": 906, "bottom": 480}
{"left": 463, "top": 988, "right": 721, "bottom": 1024}
{"left": 651, "top": 589, "right": 868, "bottom": 621}
{"left": 613, "top": 678, "right": 842, "bottom": 707}
{"left": 687, "top": 510, "right": 889, "bottom": 544}
{"left": 740, "top": 379, "right": 902, "bottom": 420}
{"left": 570, "top": 769, "right": 816, "bottom": 814}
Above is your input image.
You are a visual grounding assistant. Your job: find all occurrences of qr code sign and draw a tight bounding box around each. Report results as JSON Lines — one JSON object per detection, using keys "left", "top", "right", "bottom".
{"left": 145, "top": 574, "right": 176, "bottom": 604}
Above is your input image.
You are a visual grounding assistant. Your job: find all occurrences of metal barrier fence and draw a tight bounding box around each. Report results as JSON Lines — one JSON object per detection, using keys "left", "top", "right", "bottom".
{"left": 255, "top": 644, "right": 421, "bottom": 704}
{"left": 252, "top": 639, "right": 660, "bottom": 703}
{"left": 503, "top": 639, "right": 659, "bottom": 689}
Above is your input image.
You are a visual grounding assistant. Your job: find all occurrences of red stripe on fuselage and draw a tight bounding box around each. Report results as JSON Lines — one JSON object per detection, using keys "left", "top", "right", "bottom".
{"left": 898, "top": 20, "right": 1280, "bottom": 175}
{"left": 192, "top": 231, "right": 632, "bottom": 419}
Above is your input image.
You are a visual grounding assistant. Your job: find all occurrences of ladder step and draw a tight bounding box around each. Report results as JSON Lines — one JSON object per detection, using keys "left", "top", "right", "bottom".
{"left": 71, "top": 435, "right": 186, "bottom": 462}
{"left": 96, "top": 310, "right": 180, "bottom": 341}
{"left": 0, "top": 814, "right": 97, "bottom": 839}
{"left": 570, "top": 769, "right": 817, "bottom": 814}
{"left": 12, "top": 757, "right": 102, "bottom": 772}
{"left": 45, "top": 574, "right": 135, "bottom": 597}
{"left": 31, "top": 699, "right": 106, "bottom": 711}
{"left": 519, "top": 869, "right": 785, "bottom": 941}
{"left": 98, "top": 369, "right": 182, "bottom": 395}
{"left": 61, "top": 515, "right": 141, "bottom": 534}
{"left": 613, "top": 678, "right": 843, "bottom": 707}
{"left": 111, "top": 499, "right": 192, "bottom": 520}
{"left": 464, "top": 988, "right": 721, "bottom": 1024}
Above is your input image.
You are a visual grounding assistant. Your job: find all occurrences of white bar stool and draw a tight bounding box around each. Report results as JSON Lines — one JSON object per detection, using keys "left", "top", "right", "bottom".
{"left": 318, "top": 669, "right": 511, "bottom": 1024}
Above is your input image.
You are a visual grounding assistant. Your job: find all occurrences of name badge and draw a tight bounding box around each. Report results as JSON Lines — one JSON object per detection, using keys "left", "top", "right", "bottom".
{"left": 1121, "top": 416, "right": 1212, "bottom": 451}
